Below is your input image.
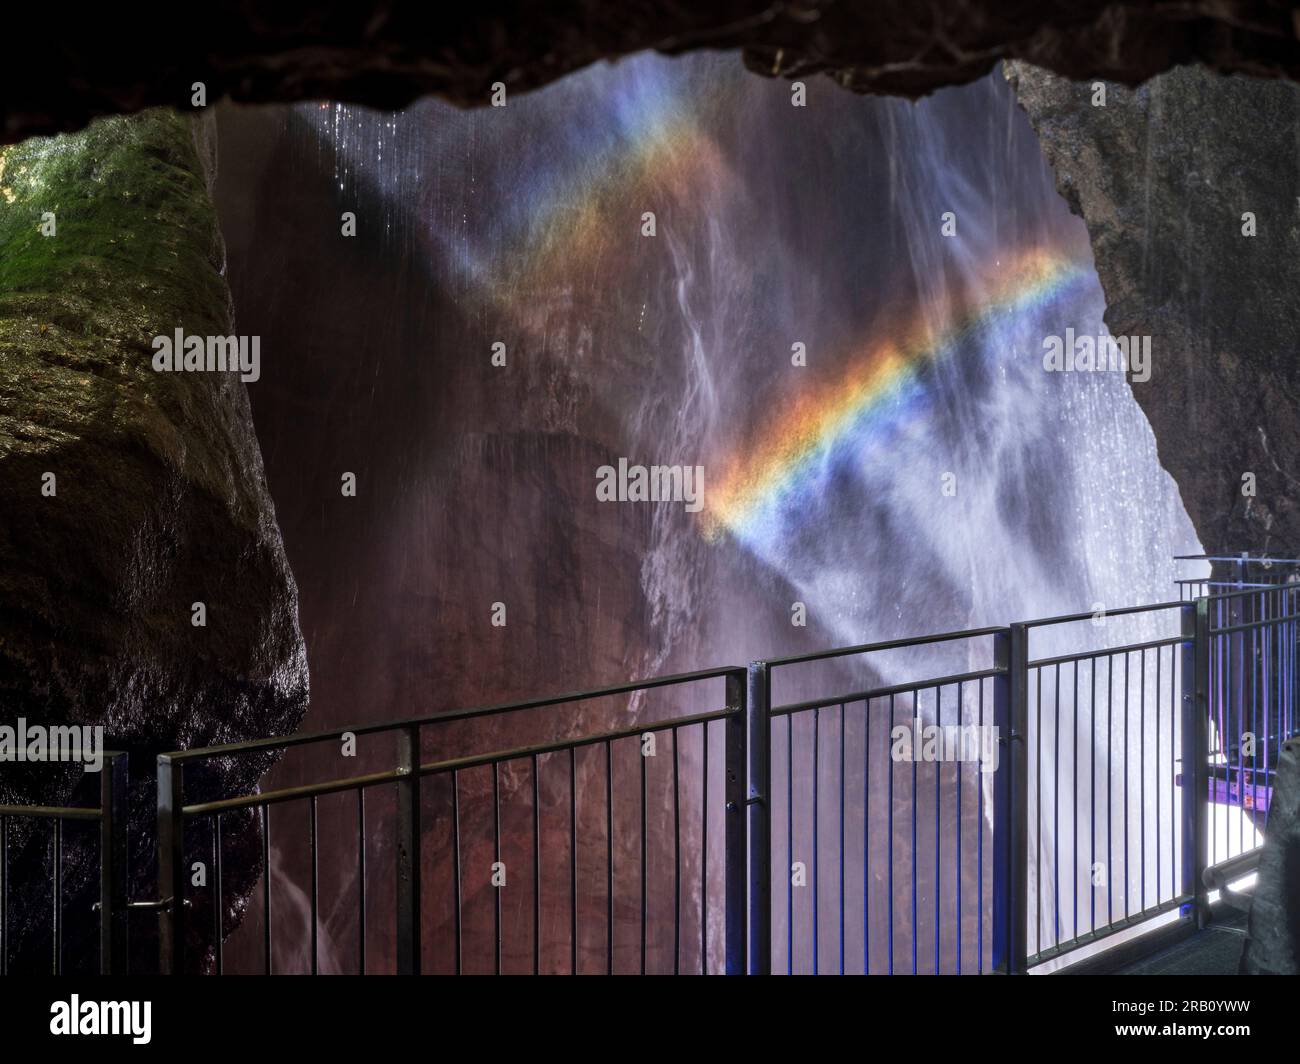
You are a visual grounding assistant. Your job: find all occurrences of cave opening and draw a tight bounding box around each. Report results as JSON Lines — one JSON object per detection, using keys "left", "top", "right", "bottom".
{"left": 197, "top": 54, "right": 1203, "bottom": 974}
{"left": 12, "top": 28, "right": 1300, "bottom": 982}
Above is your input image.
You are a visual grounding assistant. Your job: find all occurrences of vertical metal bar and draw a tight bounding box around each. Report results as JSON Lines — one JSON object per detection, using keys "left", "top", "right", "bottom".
{"left": 701, "top": 723, "right": 708, "bottom": 976}
{"left": 744, "top": 662, "right": 770, "bottom": 975}
{"left": 53, "top": 819, "right": 62, "bottom": 975}
{"left": 838, "top": 702, "right": 845, "bottom": 976}
{"left": 672, "top": 727, "right": 680, "bottom": 975}
{"left": 1037, "top": 665, "right": 1043, "bottom": 953}
{"left": 910, "top": 693, "right": 917, "bottom": 976}
{"left": 605, "top": 741, "right": 613, "bottom": 975}
{"left": 1284, "top": 585, "right": 1294, "bottom": 744}
{"left": 1053, "top": 662, "right": 1060, "bottom": 945}
{"left": 888, "top": 693, "right": 895, "bottom": 975}
{"left": 812, "top": 704, "right": 820, "bottom": 976}
{"left": 157, "top": 754, "right": 184, "bottom": 975}
{"left": 1255, "top": 607, "right": 1264, "bottom": 832}
{"left": 357, "top": 789, "right": 366, "bottom": 975}
{"left": 863, "top": 697, "right": 871, "bottom": 976}
{"left": 394, "top": 725, "right": 421, "bottom": 975}
{"left": 1215, "top": 610, "right": 1223, "bottom": 868}
{"left": 0, "top": 815, "right": 7, "bottom": 976}
{"left": 1090, "top": 655, "right": 1097, "bottom": 931}
{"left": 992, "top": 624, "right": 1027, "bottom": 974}
{"left": 569, "top": 749, "right": 577, "bottom": 976}
{"left": 1140, "top": 649, "right": 1146, "bottom": 914}
{"left": 533, "top": 752, "right": 541, "bottom": 976}
{"left": 1168, "top": 642, "right": 1176, "bottom": 903}
{"left": 1253, "top": 598, "right": 1263, "bottom": 822}
{"left": 214, "top": 814, "right": 225, "bottom": 975}
{"left": 99, "top": 752, "right": 128, "bottom": 975}
{"left": 933, "top": 686, "right": 940, "bottom": 975}
{"left": 788, "top": 712, "right": 795, "bottom": 975}
{"left": 1155, "top": 646, "right": 1162, "bottom": 906}
{"left": 1244, "top": 612, "right": 1253, "bottom": 858}
{"left": 1224, "top": 622, "right": 1234, "bottom": 863}
{"left": 1010, "top": 625, "right": 1029, "bottom": 972}
{"left": 262, "top": 803, "right": 271, "bottom": 975}
{"left": 956, "top": 682, "right": 962, "bottom": 975}
{"left": 1183, "top": 600, "right": 1210, "bottom": 925}
{"left": 452, "top": 770, "right": 462, "bottom": 975}
{"left": 640, "top": 733, "right": 647, "bottom": 976}
{"left": 1106, "top": 653, "right": 1113, "bottom": 929}
{"left": 493, "top": 760, "right": 502, "bottom": 976}
{"left": 1122, "top": 651, "right": 1130, "bottom": 919}
{"left": 977, "top": 680, "right": 984, "bottom": 973}
{"left": 308, "top": 799, "right": 317, "bottom": 975}
{"left": 1073, "top": 661, "right": 1079, "bottom": 938}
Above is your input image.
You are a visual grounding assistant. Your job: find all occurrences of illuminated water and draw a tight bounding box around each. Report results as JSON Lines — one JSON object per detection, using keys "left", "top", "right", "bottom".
{"left": 216, "top": 55, "right": 1206, "bottom": 972}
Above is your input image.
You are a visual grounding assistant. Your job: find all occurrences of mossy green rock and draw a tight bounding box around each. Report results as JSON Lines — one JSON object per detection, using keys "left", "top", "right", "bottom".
{"left": 0, "top": 110, "right": 307, "bottom": 970}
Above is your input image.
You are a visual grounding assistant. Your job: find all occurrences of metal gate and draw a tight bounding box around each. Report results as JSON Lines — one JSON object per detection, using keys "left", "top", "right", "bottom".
{"left": 2, "top": 584, "right": 1296, "bottom": 974}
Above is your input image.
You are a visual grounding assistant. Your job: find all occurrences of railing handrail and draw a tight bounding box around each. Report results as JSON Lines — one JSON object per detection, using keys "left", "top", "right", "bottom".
{"left": 1020, "top": 600, "right": 1184, "bottom": 629}
{"left": 1175, "top": 578, "right": 1291, "bottom": 587}
{"left": 1175, "top": 553, "right": 1300, "bottom": 564}
{"left": 761, "top": 624, "right": 1006, "bottom": 669}
{"left": 180, "top": 706, "right": 738, "bottom": 817}
{"left": 1199, "top": 583, "right": 1300, "bottom": 603}
{"left": 770, "top": 665, "right": 1005, "bottom": 716}
{"left": 155, "top": 596, "right": 1257, "bottom": 767}
{"left": 7, "top": 578, "right": 1295, "bottom": 977}
{"left": 0, "top": 804, "right": 103, "bottom": 821}
{"left": 161, "top": 599, "right": 1196, "bottom": 769}
{"left": 0, "top": 748, "right": 128, "bottom": 822}
{"left": 160, "top": 663, "right": 746, "bottom": 764}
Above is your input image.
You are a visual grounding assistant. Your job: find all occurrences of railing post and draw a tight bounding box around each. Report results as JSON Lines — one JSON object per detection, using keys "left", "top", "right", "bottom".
{"left": 746, "top": 661, "right": 771, "bottom": 975}
{"left": 1182, "top": 599, "right": 1210, "bottom": 926}
{"left": 992, "top": 625, "right": 1029, "bottom": 973}
{"left": 395, "top": 724, "right": 422, "bottom": 975}
{"left": 99, "top": 752, "right": 129, "bottom": 975}
{"left": 156, "top": 754, "right": 184, "bottom": 974}
{"left": 723, "top": 668, "right": 747, "bottom": 975}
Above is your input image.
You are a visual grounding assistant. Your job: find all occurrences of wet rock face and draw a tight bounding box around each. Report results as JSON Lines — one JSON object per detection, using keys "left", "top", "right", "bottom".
{"left": 0, "top": 110, "right": 308, "bottom": 971}
{"left": 8, "top": 2, "right": 1300, "bottom": 143}
{"left": 1007, "top": 62, "right": 1300, "bottom": 557}
{"left": 1241, "top": 738, "right": 1300, "bottom": 973}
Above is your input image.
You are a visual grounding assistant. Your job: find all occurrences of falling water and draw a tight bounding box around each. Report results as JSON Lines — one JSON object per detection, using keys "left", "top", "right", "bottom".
{"left": 292, "top": 59, "right": 1198, "bottom": 661}
{"left": 215, "top": 53, "right": 1206, "bottom": 973}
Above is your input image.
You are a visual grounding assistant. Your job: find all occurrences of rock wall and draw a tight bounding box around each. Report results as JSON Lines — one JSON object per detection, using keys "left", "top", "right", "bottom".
{"left": 0, "top": 110, "right": 308, "bottom": 971}
{"left": 9, "top": 2, "right": 1300, "bottom": 143}
{"left": 1007, "top": 62, "right": 1300, "bottom": 558}
{"left": 1241, "top": 736, "right": 1300, "bottom": 973}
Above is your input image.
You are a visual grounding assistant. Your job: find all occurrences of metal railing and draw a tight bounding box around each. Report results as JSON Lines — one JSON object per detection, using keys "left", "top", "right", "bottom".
{"left": 1202, "top": 584, "right": 1299, "bottom": 869}
{"left": 1175, "top": 552, "right": 1300, "bottom": 600}
{"left": 0, "top": 752, "right": 127, "bottom": 974}
{"left": 3, "top": 579, "right": 1298, "bottom": 976}
{"left": 1019, "top": 603, "right": 1197, "bottom": 967}
{"left": 157, "top": 667, "right": 746, "bottom": 975}
{"left": 747, "top": 626, "right": 1011, "bottom": 974}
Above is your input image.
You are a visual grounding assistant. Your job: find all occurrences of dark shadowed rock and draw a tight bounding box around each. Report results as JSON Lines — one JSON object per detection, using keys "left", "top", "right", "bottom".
{"left": 1007, "top": 62, "right": 1300, "bottom": 558}
{"left": 9, "top": 2, "right": 1300, "bottom": 144}
{"left": 1241, "top": 738, "right": 1300, "bottom": 973}
{"left": 0, "top": 110, "right": 308, "bottom": 971}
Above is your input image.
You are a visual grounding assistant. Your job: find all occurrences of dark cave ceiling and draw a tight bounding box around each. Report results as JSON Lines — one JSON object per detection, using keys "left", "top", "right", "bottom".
{"left": 6, "top": 1, "right": 1300, "bottom": 142}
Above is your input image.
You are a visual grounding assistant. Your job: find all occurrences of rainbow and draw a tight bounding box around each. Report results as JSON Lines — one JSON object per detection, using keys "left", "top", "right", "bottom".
{"left": 703, "top": 246, "right": 1093, "bottom": 540}
{"left": 491, "top": 71, "right": 734, "bottom": 301}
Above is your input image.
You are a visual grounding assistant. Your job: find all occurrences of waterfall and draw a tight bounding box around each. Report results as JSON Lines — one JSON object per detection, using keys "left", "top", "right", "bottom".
{"left": 222, "top": 53, "right": 1205, "bottom": 973}
{"left": 300, "top": 59, "right": 1198, "bottom": 657}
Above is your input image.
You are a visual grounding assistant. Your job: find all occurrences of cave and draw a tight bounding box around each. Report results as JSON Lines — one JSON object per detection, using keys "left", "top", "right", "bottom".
{"left": 1, "top": 1, "right": 1299, "bottom": 1006}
